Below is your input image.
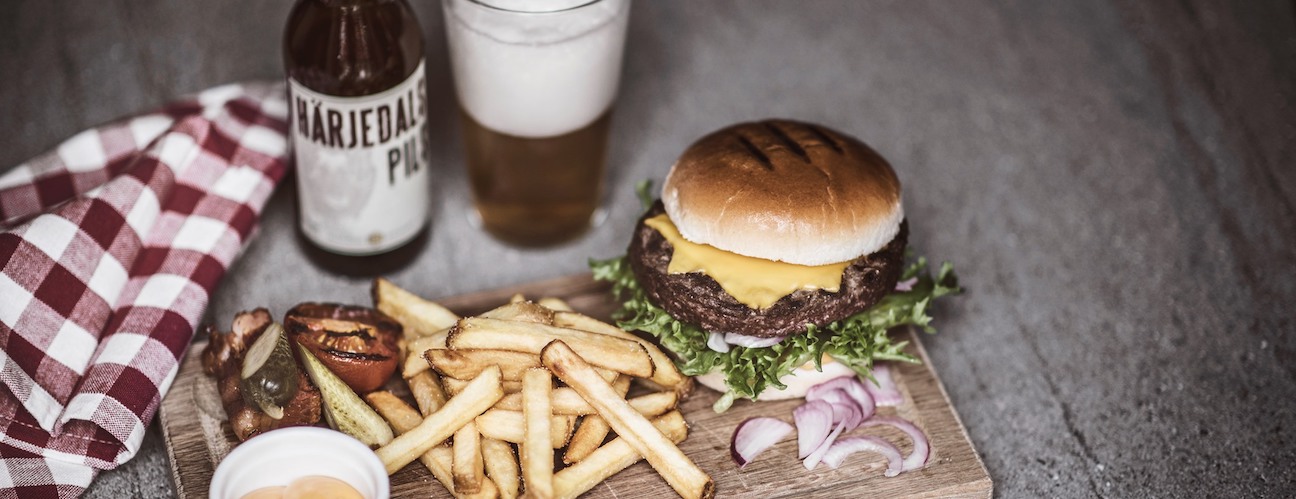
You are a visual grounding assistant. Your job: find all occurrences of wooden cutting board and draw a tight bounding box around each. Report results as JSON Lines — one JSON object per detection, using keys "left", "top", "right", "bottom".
{"left": 160, "top": 273, "right": 991, "bottom": 498}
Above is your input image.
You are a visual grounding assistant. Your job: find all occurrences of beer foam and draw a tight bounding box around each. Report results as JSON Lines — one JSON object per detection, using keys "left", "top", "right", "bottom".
{"left": 444, "top": 0, "right": 629, "bottom": 138}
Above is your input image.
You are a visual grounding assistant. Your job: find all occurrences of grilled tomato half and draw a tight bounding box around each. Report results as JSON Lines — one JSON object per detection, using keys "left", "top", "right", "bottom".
{"left": 284, "top": 303, "right": 402, "bottom": 393}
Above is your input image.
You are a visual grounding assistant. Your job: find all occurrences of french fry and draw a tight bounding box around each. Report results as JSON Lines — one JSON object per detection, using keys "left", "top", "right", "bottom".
{"left": 495, "top": 389, "right": 677, "bottom": 418}
{"left": 553, "top": 411, "right": 689, "bottom": 499}
{"left": 508, "top": 293, "right": 526, "bottom": 304}
{"left": 476, "top": 409, "right": 573, "bottom": 448}
{"left": 375, "top": 366, "right": 503, "bottom": 475}
{"left": 365, "top": 391, "right": 422, "bottom": 431}
{"left": 407, "top": 370, "right": 448, "bottom": 416}
{"left": 564, "top": 417, "right": 609, "bottom": 465}
{"left": 480, "top": 301, "right": 554, "bottom": 324}
{"left": 564, "top": 375, "right": 630, "bottom": 464}
{"left": 482, "top": 437, "right": 520, "bottom": 499}
{"left": 433, "top": 446, "right": 500, "bottom": 499}
{"left": 366, "top": 391, "right": 496, "bottom": 499}
{"left": 595, "top": 369, "right": 620, "bottom": 383}
{"left": 445, "top": 377, "right": 522, "bottom": 396}
{"left": 553, "top": 311, "right": 689, "bottom": 394}
{"left": 421, "top": 446, "right": 461, "bottom": 496}
{"left": 623, "top": 391, "right": 679, "bottom": 418}
{"left": 492, "top": 388, "right": 588, "bottom": 414}
{"left": 449, "top": 317, "right": 653, "bottom": 378}
{"left": 427, "top": 348, "right": 542, "bottom": 381}
{"left": 374, "top": 277, "right": 460, "bottom": 339}
{"left": 404, "top": 328, "right": 450, "bottom": 378}
{"left": 453, "top": 421, "right": 484, "bottom": 494}
{"left": 537, "top": 297, "right": 573, "bottom": 312}
{"left": 521, "top": 368, "right": 554, "bottom": 499}
{"left": 542, "top": 341, "right": 713, "bottom": 499}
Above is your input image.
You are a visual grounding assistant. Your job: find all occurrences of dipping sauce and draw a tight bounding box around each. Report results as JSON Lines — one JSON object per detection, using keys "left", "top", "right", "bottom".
{"left": 241, "top": 475, "right": 363, "bottom": 499}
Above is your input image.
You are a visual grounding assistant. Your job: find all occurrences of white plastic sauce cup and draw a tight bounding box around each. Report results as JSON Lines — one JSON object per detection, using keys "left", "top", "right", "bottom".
{"left": 209, "top": 426, "right": 390, "bottom": 499}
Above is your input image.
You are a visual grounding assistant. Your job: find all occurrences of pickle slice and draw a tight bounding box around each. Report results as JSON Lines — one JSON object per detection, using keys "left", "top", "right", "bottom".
{"left": 296, "top": 343, "right": 394, "bottom": 447}
{"left": 240, "top": 323, "right": 299, "bottom": 419}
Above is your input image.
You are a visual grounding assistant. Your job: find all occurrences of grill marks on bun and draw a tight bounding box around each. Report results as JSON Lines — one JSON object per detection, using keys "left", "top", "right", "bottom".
{"left": 662, "top": 119, "right": 904, "bottom": 266}
{"left": 732, "top": 121, "right": 842, "bottom": 172}
{"left": 805, "top": 124, "right": 845, "bottom": 154}
{"left": 761, "top": 122, "right": 810, "bottom": 163}
{"left": 735, "top": 134, "right": 774, "bottom": 170}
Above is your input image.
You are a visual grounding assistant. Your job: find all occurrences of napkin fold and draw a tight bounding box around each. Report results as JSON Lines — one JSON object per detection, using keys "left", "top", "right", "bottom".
{"left": 0, "top": 82, "right": 290, "bottom": 497}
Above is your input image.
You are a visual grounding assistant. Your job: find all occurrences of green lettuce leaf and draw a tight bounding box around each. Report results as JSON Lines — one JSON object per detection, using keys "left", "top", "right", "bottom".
{"left": 590, "top": 254, "right": 960, "bottom": 412}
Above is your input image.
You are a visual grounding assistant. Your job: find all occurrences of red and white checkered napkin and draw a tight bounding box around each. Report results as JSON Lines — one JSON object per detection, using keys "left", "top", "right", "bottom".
{"left": 0, "top": 82, "right": 290, "bottom": 497}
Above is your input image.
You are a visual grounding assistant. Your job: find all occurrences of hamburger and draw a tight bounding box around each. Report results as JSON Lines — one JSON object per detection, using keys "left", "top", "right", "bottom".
{"left": 592, "top": 119, "right": 959, "bottom": 411}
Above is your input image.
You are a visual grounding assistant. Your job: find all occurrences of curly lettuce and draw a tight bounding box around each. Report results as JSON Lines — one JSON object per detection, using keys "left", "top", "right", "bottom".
{"left": 590, "top": 253, "right": 960, "bottom": 412}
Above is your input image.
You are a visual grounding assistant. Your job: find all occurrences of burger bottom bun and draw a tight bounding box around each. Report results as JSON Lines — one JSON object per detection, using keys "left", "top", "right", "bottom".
{"left": 695, "top": 358, "right": 857, "bottom": 401}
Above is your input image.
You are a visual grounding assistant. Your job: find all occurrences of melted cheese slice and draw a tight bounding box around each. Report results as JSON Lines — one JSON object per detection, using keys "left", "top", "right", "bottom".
{"left": 644, "top": 214, "right": 851, "bottom": 309}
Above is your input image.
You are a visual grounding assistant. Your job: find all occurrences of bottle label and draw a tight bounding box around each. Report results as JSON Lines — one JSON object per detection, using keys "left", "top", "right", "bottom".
{"left": 288, "top": 61, "right": 429, "bottom": 255}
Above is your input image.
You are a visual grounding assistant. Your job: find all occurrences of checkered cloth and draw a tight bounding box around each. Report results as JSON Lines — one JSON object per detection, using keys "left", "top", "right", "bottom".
{"left": 0, "top": 82, "right": 290, "bottom": 497}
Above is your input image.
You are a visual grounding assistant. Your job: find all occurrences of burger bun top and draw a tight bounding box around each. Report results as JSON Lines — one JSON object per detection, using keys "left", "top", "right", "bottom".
{"left": 662, "top": 119, "right": 903, "bottom": 266}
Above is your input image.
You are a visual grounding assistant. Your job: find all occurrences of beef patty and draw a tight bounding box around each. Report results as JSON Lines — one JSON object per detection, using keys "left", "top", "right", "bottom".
{"left": 627, "top": 202, "right": 907, "bottom": 338}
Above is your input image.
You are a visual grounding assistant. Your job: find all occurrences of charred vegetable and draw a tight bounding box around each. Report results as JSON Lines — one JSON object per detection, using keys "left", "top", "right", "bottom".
{"left": 296, "top": 343, "right": 394, "bottom": 447}
{"left": 239, "top": 322, "right": 299, "bottom": 419}
{"left": 284, "top": 303, "right": 401, "bottom": 394}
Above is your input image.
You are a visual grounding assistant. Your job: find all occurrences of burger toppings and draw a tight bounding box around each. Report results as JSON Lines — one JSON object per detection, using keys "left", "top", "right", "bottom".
{"left": 730, "top": 417, "right": 794, "bottom": 468}
{"left": 794, "top": 401, "right": 834, "bottom": 458}
{"left": 593, "top": 247, "right": 957, "bottom": 411}
{"left": 734, "top": 372, "right": 931, "bottom": 476}
{"left": 721, "top": 332, "right": 786, "bottom": 349}
{"left": 642, "top": 214, "right": 852, "bottom": 309}
{"left": 862, "top": 363, "right": 903, "bottom": 406}
{"left": 822, "top": 437, "right": 904, "bottom": 475}
{"left": 805, "top": 374, "right": 877, "bottom": 420}
{"left": 707, "top": 332, "right": 731, "bottom": 353}
{"left": 859, "top": 416, "right": 931, "bottom": 472}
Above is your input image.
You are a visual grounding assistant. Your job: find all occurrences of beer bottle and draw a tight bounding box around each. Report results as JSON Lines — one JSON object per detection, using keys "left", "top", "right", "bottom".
{"left": 284, "top": 0, "right": 429, "bottom": 270}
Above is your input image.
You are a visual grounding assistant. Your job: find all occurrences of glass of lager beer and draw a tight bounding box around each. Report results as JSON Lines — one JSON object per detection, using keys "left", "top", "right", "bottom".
{"left": 442, "top": 0, "right": 631, "bottom": 246}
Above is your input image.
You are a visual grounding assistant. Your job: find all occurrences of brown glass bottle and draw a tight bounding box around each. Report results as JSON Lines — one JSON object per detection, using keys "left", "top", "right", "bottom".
{"left": 284, "top": 0, "right": 430, "bottom": 275}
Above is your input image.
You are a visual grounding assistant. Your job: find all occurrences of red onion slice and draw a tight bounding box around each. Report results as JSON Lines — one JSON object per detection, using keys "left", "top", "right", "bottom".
{"left": 806, "top": 376, "right": 876, "bottom": 421}
{"left": 894, "top": 277, "right": 918, "bottom": 292}
{"left": 864, "top": 364, "right": 903, "bottom": 406}
{"left": 822, "top": 436, "right": 904, "bottom": 476}
{"left": 810, "top": 389, "right": 866, "bottom": 428}
{"left": 831, "top": 398, "right": 863, "bottom": 430}
{"left": 861, "top": 416, "right": 930, "bottom": 471}
{"left": 707, "top": 332, "right": 731, "bottom": 353}
{"left": 802, "top": 400, "right": 866, "bottom": 469}
{"left": 803, "top": 415, "right": 851, "bottom": 470}
{"left": 731, "top": 417, "right": 793, "bottom": 468}
{"left": 723, "top": 332, "right": 786, "bottom": 348}
{"left": 794, "top": 400, "right": 834, "bottom": 458}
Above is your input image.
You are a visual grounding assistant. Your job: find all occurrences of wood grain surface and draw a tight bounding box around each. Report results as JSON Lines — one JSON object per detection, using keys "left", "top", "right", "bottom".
{"left": 160, "top": 274, "right": 990, "bottom": 498}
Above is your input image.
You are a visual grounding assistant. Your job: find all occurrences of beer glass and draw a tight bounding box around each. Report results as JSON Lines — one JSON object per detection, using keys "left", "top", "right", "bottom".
{"left": 442, "top": 0, "right": 630, "bottom": 246}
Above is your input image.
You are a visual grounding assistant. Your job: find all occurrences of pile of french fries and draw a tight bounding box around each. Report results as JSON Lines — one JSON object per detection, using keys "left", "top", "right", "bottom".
{"left": 365, "top": 279, "right": 713, "bottom": 499}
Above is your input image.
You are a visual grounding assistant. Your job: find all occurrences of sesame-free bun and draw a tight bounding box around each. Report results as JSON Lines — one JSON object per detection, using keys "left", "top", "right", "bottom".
{"left": 694, "top": 357, "right": 857, "bottom": 400}
{"left": 662, "top": 119, "right": 903, "bottom": 266}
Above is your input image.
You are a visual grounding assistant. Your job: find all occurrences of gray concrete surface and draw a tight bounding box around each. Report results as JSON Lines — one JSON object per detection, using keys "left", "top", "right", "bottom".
{"left": 2, "top": 1, "right": 1294, "bottom": 497}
